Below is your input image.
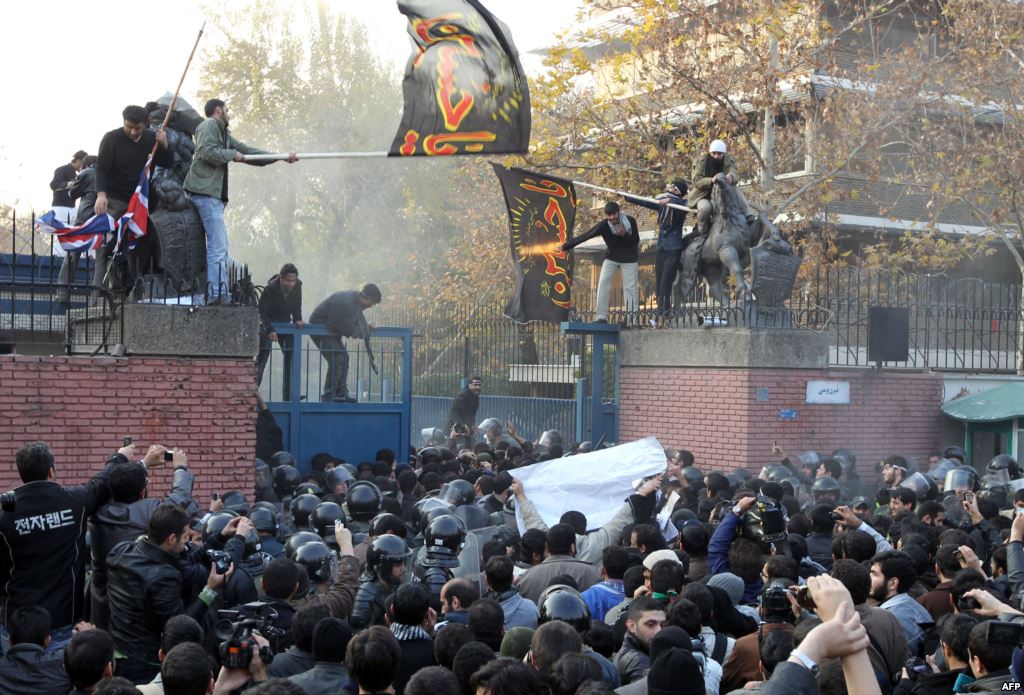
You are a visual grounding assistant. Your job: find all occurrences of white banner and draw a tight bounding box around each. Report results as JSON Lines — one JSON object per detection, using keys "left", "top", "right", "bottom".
{"left": 514, "top": 436, "right": 667, "bottom": 533}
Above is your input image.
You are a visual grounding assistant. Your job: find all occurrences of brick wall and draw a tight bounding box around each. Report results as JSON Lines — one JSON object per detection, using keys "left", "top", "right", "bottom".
{"left": 0, "top": 355, "right": 256, "bottom": 500}
{"left": 620, "top": 366, "right": 945, "bottom": 476}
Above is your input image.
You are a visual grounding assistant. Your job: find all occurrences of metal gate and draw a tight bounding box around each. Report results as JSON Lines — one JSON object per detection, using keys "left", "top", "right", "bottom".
{"left": 262, "top": 324, "right": 412, "bottom": 470}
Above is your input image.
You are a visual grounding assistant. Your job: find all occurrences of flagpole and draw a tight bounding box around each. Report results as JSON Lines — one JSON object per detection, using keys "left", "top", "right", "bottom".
{"left": 242, "top": 151, "right": 390, "bottom": 161}
{"left": 152, "top": 22, "right": 206, "bottom": 157}
{"left": 572, "top": 179, "right": 695, "bottom": 214}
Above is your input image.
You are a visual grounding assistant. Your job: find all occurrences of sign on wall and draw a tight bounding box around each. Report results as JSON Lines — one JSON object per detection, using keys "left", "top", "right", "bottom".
{"left": 806, "top": 380, "right": 851, "bottom": 405}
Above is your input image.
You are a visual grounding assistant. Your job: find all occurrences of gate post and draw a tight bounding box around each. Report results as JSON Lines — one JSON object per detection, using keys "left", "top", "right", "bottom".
{"left": 562, "top": 321, "right": 619, "bottom": 445}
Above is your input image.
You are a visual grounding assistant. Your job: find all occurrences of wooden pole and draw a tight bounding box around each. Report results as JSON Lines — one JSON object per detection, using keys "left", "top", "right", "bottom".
{"left": 152, "top": 22, "right": 206, "bottom": 157}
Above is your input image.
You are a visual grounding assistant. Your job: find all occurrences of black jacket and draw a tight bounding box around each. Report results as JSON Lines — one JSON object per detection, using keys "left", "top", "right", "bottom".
{"left": 69, "top": 166, "right": 97, "bottom": 225}
{"left": 267, "top": 646, "right": 316, "bottom": 679}
{"left": 0, "top": 643, "right": 70, "bottom": 695}
{"left": 106, "top": 537, "right": 214, "bottom": 664}
{"left": 50, "top": 163, "right": 77, "bottom": 207}
{"left": 95, "top": 127, "right": 173, "bottom": 202}
{"left": 446, "top": 386, "right": 479, "bottom": 432}
{"left": 310, "top": 290, "right": 366, "bottom": 339}
{"left": 394, "top": 635, "right": 437, "bottom": 695}
{"left": 563, "top": 214, "right": 640, "bottom": 263}
{"left": 893, "top": 667, "right": 970, "bottom": 695}
{"left": 0, "top": 454, "right": 118, "bottom": 630}
{"left": 259, "top": 275, "right": 303, "bottom": 333}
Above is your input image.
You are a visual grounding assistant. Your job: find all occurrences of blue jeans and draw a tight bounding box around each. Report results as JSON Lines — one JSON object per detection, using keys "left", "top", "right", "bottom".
{"left": 191, "top": 194, "right": 229, "bottom": 300}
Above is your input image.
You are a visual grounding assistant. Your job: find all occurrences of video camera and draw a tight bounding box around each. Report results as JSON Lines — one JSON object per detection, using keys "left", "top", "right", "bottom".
{"left": 987, "top": 621, "right": 1024, "bottom": 645}
{"left": 215, "top": 602, "right": 284, "bottom": 668}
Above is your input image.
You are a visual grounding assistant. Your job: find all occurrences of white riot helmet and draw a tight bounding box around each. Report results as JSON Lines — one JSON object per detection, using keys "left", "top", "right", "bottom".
{"left": 709, "top": 139, "right": 728, "bottom": 154}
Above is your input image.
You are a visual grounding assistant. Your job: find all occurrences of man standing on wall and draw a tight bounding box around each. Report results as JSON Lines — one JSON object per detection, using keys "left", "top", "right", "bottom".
{"left": 562, "top": 201, "right": 640, "bottom": 324}
{"left": 183, "top": 98, "right": 297, "bottom": 304}
{"left": 49, "top": 150, "right": 88, "bottom": 225}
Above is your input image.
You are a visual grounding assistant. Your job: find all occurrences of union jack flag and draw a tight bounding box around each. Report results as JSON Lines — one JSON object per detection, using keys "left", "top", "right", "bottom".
{"left": 35, "top": 210, "right": 115, "bottom": 253}
{"left": 113, "top": 153, "right": 153, "bottom": 254}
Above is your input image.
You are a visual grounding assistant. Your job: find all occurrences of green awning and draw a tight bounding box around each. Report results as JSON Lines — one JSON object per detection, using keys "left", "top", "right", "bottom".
{"left": 942, "top": 382, "right": 1024, "bottom": 422}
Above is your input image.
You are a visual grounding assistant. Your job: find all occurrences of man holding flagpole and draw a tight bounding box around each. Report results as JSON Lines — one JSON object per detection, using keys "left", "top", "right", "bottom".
{"left": 94, "top": 105, "right": 173, "bottom": 288}
{"left": 184, "top": 99, "right": 297, "bottom": 305}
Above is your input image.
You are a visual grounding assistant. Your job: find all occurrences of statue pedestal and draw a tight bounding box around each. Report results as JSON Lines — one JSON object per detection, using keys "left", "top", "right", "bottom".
{"left": 621, "top": 326, "right": 829, "bottom": 369}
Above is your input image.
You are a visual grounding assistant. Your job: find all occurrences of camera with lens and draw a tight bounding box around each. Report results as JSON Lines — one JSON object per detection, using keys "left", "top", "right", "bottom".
{"left": 0, "top": 491, "right": 15, "bottom": 513}
{"left": 215, "top": 602, "right": 283, "bottom": 668}
{"left": 207, "top": 549, "right": 233, "bottom": 575}
{"left": 761, "top": 581, "right": 797, "bottom": 622}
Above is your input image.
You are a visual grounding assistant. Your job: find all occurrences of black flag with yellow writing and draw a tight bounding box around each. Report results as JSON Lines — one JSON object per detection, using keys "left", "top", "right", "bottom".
{"left": 389, "top": 0, "right": 531, "bottom": 156}
{"left": 492, "top": 165, "right": 577, "bottom": 323}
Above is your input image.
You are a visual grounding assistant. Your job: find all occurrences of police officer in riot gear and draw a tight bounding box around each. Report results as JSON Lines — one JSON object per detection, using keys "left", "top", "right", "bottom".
{"left": 344, "top": 481, "right": 384, "bottom": 538}
{"left": 810, "top": 476, "right": 841, "bottom": 507}
{"left": 250, "top": 505, "right": 284, "bottom": 558}
{"left": 413, "top": 514, "right": 466, "bottom": 613}
{"left": 289, "top": 493, "right": 320, "bottom": 533}
{"left": 351, "top": 534, "right": 411, "bottom": 629}
{"left": 310, "top": 502, "right": 346, "bottom": 547}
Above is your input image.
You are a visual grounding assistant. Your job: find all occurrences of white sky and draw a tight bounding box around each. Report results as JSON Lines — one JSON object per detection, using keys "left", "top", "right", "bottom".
{"left": 0, "top": 0, "right": 582, "bottom": 210}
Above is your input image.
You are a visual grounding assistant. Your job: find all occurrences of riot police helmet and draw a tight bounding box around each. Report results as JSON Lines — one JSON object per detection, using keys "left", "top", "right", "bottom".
{"left": 290, "top": 493, "right": 321, "bottom": 529}
{"left": 366, "top": 534, "right": 411, "bottom": 584}
{"left": 220, "top": 490, "right": 249, "bottom": 516}
{"left": 248, "top": 506, "right": 279, "bottom": 535}
{"left": 294, "top": 541, "right": 338, "bottom": 584}
{"left": 346, "top": 481, "right": 384, "bottom": 521}
{"left": 942, "top": 446, "right": 968, "bottom": 465}
{"left": 368, "top": 512, "right": 408, "bottom": 539}
{"left": 989, "top": 454, "right": 1021, "bottom": 479}
{"left": 201, "top": 511, "right": 239, "bottom": 544}
{"left": 537, "top": 585, "right": 591, "bottom": 634}
{"left": 273, "top": 464, "right": 301, "bottom": 498}
{"left": 284, "top": 531, "right": 323, "bottom": 560}
{"left": 944, "top": 465, "right": 979, "bottom": 493}
{"left": 325, "top": 466, "right": 356, "bottom": 493}
{"left": 269, "top": 451, "right": 297, "bottom": 469}
{"left": 811, "top": 476, "right": 840, "bottom": 503}
{"left": 294, "top": 481, "right": 323, "bottom": 498}
{"left": 439, "top": 479, "right": 475, "bottom": 506}
{"left": 477, "top": 418, "right": 502, "bottom": 437}
{"left": 422, "top": 514, "right": 467, "bottom": 567}
{"left": 310, "top": 501, "right": 345, "bottom": 537}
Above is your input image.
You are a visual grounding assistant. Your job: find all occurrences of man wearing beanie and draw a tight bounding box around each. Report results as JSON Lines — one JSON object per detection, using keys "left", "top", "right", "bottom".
{"left": 689, "top": 138, "right": 756, "bottom": 239}
{"left": 288, "top": 617, "right": 351, "bottom": 695}
{"left": 647, "top": 647, "right": 706, "bottom": 695}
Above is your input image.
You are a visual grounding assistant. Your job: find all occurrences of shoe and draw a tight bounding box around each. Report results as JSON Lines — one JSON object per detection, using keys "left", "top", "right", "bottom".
{"left": 595, "top": 318, "right": 608, "bottom": 324}
{"left": 334, "top": 396, "right": 357, "bottom": 403}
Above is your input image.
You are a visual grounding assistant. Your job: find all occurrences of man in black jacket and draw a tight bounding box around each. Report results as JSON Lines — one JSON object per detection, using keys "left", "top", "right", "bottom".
{"left": 562, "top": 201, "right": 640, "bottom": 323}
{"left": 623, "top": 180, "right": 689, "bottom": 316}
{"left": 256, "top": 263, "right": 305, "bottom": 401}
{"left": 0, "top": 441, "right": 123, "bottom": 652}
{"left": 106, "top": 503, "right": 230, "bottom": 684}
{"left": 309, "top": 283, "right": 382, "bottom": 402}
{"left": 0, "top": 606, "right": 71, "bottom": 695}
{"left": 88, "top": 446, "right": 194, "bottom": 630}
{"left": 49, "top": 150, "right": 88, "bottom": 224}
{"left": 445, "top": 376, "right": 482, "bottom": 445}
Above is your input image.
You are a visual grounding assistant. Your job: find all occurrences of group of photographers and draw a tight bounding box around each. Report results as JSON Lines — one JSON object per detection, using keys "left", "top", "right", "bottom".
{"left": 1, "top": 432, "right": 1023, "bottom": 695}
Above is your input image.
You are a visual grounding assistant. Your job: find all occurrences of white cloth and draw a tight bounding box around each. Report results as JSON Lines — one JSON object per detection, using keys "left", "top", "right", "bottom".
{"left": 513, "top": 437, "right": 666, "bottom": 534}
{"left": 595, "top": 259, "right": 638, "bottom": 320}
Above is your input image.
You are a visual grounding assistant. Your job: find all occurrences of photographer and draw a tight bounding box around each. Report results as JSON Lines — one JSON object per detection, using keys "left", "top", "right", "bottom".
{"left": 893, "top": 613, "right": 975, "bottom": 695}
{"left": 721, "top": 579, "right": 798, "bottom": 691}
{"left": 90, "top": 445, "right": 195, "bottom": 630}
{"left": 0, "top": 441, "right": 125, "bottom": 652}
{"left": 107, "top": 504, "right": 231, "bottom": 684}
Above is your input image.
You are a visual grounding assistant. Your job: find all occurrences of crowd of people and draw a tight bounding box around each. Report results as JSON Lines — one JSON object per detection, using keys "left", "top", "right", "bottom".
{"left": 1, "top": 431, "right": 1022, "bottom": 695}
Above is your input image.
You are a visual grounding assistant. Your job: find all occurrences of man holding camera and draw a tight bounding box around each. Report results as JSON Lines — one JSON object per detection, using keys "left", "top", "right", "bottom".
{"left": 0, "top": 441, "right": 127, "bottom": 654}
{"left": 106, "top": 503, "right": 233, "bottom": 684}
{"left": 446, "top": 376, "right": 482, "bottom": 447}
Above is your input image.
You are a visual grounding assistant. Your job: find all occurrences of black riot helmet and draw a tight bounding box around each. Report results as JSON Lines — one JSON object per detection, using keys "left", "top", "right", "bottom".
{"left": 411, "top": 496, "right": 454, "bottom": 535}
{"left": 269, "top": 451, "right": 297, "bottom": 469}
{"left": 365, "top": 534, "right": 411, "bottom": 584}
{"left": 310, "top": 501, "right": 345, "bottom": 537}
{"left": 273, "top": 465, "right": 301, "bottom": 498}
{"left": 900, "top": 472, "right": 938, "bottom": 502}
{"left": 537, "top": 585, "right": 592, "bottom": 634}
{"left": 422, "top": 515, "right": 467, "bottom": 567}
{"left": 942, "top": 446, "right": 968, "bottom": 465}
{"left": 944, "top": 465, "right": 979, "bottom": 493}
{"left": 453, "top": 503, "right": 492, "bottom": 531}
{"left": 290, "top": 494, "right": 321, "bottom": 529}
{"left": 284, "top": 531, "right": 323, "bottom": 560}
{"left": 811, "top": 476, "right": 840, "bottom": 503}
{"left": 294, "top": 481, "right": 323, "bottom": 498}
{"left": 439, "top": 479, "right": 475, "bottom": 506}
{"left": 539, "top": 430, "right": 564, "bottom": 450}
{"left": 201, "top": 512, "right": 238, "bottom": 544}
{"left": 368, "top": 512, "right": 408, "bottom": 539}
{"left": 346, "top": 481, "right": 383, "bottom": 521}
{"left": 989, "top": 454, "right": 1021, "bottom": 479}
{"left": 681, "top": 467, "right": 705, "bottom": 487}
{"left": 294, "top": 541, "right": 338, "bottom": 584}
{"left": 325, "top": 466, "right": 356, "bottom": 493}
{"left": 220, "top": 490, "right": 249, "bottom": 516}
{"left": 249, "top": 506, "right": 279, "bottom": 535}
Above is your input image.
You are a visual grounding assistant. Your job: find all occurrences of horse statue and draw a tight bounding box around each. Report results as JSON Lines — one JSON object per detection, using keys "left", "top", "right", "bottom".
{"left": 674, "top": 178, "right": 756, "bottom": 305}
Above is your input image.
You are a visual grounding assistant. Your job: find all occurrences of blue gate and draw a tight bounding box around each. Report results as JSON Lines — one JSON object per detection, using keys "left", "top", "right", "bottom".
{"left": 563, "top": 321, "right": 619, "bottom": 445}
{"left": 263, "top": 324, "right": 412, "bottom": 471}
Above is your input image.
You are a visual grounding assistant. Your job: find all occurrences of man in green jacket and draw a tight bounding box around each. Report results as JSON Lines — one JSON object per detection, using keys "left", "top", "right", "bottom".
{"left": 184, "top": 98, "right": 297, "bottom": 304}
{"left": 689, "top": 139, "right": 755, "bottom": 238}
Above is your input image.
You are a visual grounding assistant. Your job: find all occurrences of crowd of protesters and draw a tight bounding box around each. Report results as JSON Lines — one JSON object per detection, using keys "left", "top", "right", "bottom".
{"left": 1, "top": 427, "right": 1022, "bottom": 695}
